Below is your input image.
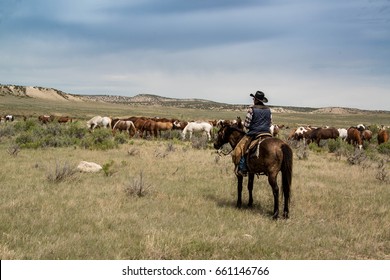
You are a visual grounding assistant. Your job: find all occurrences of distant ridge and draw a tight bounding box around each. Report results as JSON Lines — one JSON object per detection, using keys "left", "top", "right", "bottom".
{"left": 1, "top": 84, "right": 387, "bottom": 113}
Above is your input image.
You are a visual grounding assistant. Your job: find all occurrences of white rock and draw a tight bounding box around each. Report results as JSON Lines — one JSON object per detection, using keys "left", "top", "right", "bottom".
{"left": 77, "top": 161, "right": 102, "bottom": 173}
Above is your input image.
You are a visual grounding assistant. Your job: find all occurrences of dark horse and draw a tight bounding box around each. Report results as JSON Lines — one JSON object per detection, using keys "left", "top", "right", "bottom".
{"left": 214, "top": 124, "right": 293, "bottom": 219}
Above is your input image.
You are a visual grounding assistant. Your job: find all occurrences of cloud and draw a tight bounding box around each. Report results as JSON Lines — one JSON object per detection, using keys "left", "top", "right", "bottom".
{"left": 0, "top": 0, "right": 389, "bottom": 110}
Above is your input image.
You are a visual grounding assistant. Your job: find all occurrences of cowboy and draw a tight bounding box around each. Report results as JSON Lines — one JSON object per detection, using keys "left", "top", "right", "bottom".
{"left": 233, "top": 90, "right": 272, "bottom": 176}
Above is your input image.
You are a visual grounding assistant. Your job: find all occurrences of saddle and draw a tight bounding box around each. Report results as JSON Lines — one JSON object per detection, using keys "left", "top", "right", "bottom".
{"left": 248, "top": 133, "right": 273, "bottom": 157}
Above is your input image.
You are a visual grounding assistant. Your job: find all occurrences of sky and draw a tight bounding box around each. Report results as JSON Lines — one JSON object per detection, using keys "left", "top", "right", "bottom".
{"left": 0, "top": 0, "right": 389, "bottom": 110}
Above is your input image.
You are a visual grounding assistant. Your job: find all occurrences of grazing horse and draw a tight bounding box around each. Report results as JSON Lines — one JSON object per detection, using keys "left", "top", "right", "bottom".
{"left": 101, "top": 117, "right": 112, "bottom": 128}
{"left": 214, "top": 124, "right": 293, "bottom": 219}
{"left": 4, "top": 115, "right": 14, "bottom": 122}
{"left": 182, "top": 121, "right": 213, "bottom": 141}
{"left": 346, "top": 127, "right": 363, "bottom": 150}
{"left": 361, "top": 129, "right": 372, "bottom": 143}
{"left": 58, "top": 116, "right": 72, "bottom": 124}
{"left": 308, "top": 127, "right": 339, "bottom": 146}
{"left": 378, "top": 128, "right": 389, "bottom": 145}
{"left": 153, "top": 118, "right": 176, "bottom": 137}
{"left": 38, "top": 115, "right": 55, "bottom": 124}
{"left": 86, "top": 116, "right": 111, "bottom": 130}
{"left": 112, "top": 120, "right": 136, "bottom": 137}
{"left": 338, "top": 128, "right": 348, "bottom": 141}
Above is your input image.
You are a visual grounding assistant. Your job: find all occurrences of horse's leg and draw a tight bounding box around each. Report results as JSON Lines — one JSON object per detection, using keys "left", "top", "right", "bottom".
{"left": 236, "top": 175, "right": 243, "bottom": 208}
{"left": 268, "top": 173, "right": 279, "bottom": 219}
{"left": 247, "top": 173, "right": 255, "bottom": 207}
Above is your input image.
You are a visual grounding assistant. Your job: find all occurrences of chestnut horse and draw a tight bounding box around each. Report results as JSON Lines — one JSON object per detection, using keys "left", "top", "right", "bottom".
{"left": 378, "top": 128, "right": 389, "bottom": 145}
{"left": 214, "top": 124, "right": 293, "bottom": 219}
{"left": 346, "top": 127, "right": 363, "bottom": 150}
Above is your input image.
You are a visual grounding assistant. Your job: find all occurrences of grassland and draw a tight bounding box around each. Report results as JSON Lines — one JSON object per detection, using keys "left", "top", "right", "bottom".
{"left": 0, "top": 96, "right": 389, "bottom": 259}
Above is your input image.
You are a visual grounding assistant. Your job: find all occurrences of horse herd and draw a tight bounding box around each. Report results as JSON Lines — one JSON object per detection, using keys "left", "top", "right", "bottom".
{"left": 85, "top": 115, "right": 214, "bottom": 140}
{"left": 287, "top": 124, "right": 389, "bottom": 149}
{"left": 2, "top": 114, "right": 389, "bottom": 148}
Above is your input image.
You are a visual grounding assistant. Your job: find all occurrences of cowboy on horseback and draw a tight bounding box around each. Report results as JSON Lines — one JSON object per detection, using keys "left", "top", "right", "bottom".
{"left": 233, "top": 90, "right": 272, "bottom": 177}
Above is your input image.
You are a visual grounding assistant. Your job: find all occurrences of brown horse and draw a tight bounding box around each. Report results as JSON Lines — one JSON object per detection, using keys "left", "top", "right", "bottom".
{"left": 378, "top": 128, "right": 389, "bottom": 145}
{"left": 214, "top": 124, "right": 293, "bottom": 219}
{"left": 58, "top": 116, "right": 72, "bottom": 124}
{"left": 38, "top": 115, "right": 55, "bottom": 124}
{"left": 308, "top": 127, "right": 339, "bottom": 146}
{"left": 346, "top": 127, "right": 363, "bottom": 149}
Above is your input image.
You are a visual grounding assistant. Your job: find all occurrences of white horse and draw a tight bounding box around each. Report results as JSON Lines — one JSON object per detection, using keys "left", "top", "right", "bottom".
{"left": 270, "top": 124, "right": 279, "bottom": 137}
{"left": 86, "top": 116, "right": 111, "bottom": 130}
{"left": 338, "top": 128, "right": 348, "bottom": 141}
{"left": 182, "top": 121, "right": 213, "bottom": 141}
{"left": 101, "top": 117, "right": 112, "bottom": 128}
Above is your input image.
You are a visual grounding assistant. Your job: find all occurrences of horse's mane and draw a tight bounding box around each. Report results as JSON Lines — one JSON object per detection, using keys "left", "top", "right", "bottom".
{"left": 225, "top": 125, "right": 245, "bottom": 135}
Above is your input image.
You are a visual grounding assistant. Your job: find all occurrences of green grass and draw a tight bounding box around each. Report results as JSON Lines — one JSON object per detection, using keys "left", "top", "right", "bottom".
{"left": 0, "top": 96, "right": 389, "bottom": 259}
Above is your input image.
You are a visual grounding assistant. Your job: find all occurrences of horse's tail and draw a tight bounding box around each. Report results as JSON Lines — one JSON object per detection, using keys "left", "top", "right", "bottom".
{"left": 129, "top": 121, "right": 136, "bottom": 135}
{"left": 281, "top": 143, "right": 293, "bottom": 202}
{"left": 112, "top": 120, "right": 120, "bottom": 130}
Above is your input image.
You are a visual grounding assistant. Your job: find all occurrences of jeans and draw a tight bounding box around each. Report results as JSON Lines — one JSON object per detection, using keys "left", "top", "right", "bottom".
{"left": 239, "top": 156, "right": 247, "bottom": 172}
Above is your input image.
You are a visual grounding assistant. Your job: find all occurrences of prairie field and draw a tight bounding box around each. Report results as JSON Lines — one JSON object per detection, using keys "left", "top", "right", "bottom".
{"left": 0, "top": 96, "right": 389, "bottom": 260}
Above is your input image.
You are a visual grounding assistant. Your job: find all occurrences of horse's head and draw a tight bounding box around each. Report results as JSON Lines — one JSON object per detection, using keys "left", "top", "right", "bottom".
{"left": 213, "top": 125, "right": 231, "bottom": 150}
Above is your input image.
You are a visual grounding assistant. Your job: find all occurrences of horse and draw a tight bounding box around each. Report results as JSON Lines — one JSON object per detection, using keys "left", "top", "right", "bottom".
{"left": 4, "top": 115, "right": 14, "bottom": 122}
{"left": 308, "top": 127, "right": 339, "bottom": 146}
{"left": 361, "top": 129, "right": 372, "bottom": 143}
{"left": 338, "top": 128, "right": 348, "bottom": 141}
{"left": 346, "top": 127, "right": 363, "bottom": 150}
{"left": 112, "top": 120, "right": 136, "bottom": 137}
{"left": 86, "top": 116, "right": 102, "bottom": 130}
{"left": 101, "top": 117, "right": 112, "bottom": 128}
{"left": 58, "top": 116, "right": 72, "bottom": 124}
{"left": 182, "top": 121, "right": 213, "bottom": 141}
{"left": 38, "top": 115, "right": 55, "bottom": 124}
{"left": 153, "top": 118, "right": 176, "bottom": 137}
{"left": 270, "top": 124, "right": 280, "bottom": 137}
{"left": 86, "top": 116, "right": 111, "bottom": 130}
{"left": 214, "top": 124, "right": 293, "bottom": 219}
{"left": 378, "top": 127, "right": 389, "bottom": 145}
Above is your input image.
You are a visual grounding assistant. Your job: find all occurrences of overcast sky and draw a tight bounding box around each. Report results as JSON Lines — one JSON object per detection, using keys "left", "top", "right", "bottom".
{"left": 1, "top": 0, "right": 389, "bottom": 110}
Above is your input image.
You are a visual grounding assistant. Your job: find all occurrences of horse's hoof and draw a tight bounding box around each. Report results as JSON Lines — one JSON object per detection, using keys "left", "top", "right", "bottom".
{"left": 283, "top": 212, "right": 289, "bottom": 219}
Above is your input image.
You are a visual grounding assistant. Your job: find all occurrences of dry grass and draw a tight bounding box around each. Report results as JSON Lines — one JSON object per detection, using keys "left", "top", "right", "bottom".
{"left": 0, "top": 138, "right": 389, "bottom": 260}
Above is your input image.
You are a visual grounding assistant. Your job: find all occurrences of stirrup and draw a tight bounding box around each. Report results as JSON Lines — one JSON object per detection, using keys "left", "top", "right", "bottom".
{"left": 235, "top": 166, "right": 247, "bottom": 177}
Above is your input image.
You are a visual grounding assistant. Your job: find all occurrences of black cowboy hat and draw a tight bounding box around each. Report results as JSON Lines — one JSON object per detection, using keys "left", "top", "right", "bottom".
{"left": 250, "top": 90, "right": 268, "bottom": 103}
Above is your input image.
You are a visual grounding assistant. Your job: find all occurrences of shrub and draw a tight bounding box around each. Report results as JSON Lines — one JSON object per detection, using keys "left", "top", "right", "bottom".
{"left": 14, "top": 119, "right": 38, "bottom": 132}
{"left": 191, "top": 136, "right": 209, "bottom": 150}
{"left": 376, "top": 159, "right": 389, "bottom": 183}
{"left": 296, "top": 141, "right": 309, "bottom": 160}
{"left": 308, "top": 142, "right": 323, "bottom": 153}
{"left": 102, "top": 160, "right": 116, "bottom": 177}
{"left": 347, "top": 149, "right": 367, "bottom": 165}
{"left": 114, "top": 133, "right": 128, "bottom": 144}
{"left": 377, "top": 141, "right": 390, "bottom": 155}
{"left": 327, "top": 138, "right": 342, "bottom": 153}
{"left": 0, "top": 125, "right": 16, "bottom": 138}
{"left": 47, "top": 160, "right": 77, "bottom": 183}
{"left": 125, "top": 171, "right": 152, "bottom": 198}
{"left": 65, "top": 123, "right": 87, "bottom": 139}
{"left": 15, "top": 131, "right": 37, "bottom": 148}
{"left": 80, "top": 129, "right": 117, "bottom": 150}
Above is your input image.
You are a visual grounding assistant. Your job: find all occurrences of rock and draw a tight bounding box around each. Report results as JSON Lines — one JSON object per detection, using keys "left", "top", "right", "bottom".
{"left": 77, "top": 161, "right": 102, "bottom": 173}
